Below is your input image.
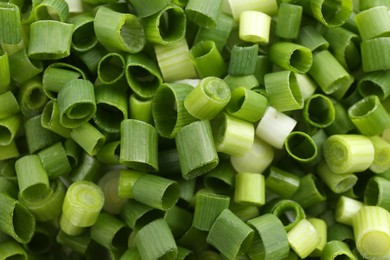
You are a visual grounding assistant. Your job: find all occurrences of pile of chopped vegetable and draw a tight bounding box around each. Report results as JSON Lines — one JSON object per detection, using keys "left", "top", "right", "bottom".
{"left": 1, "top": 0, "right": 390, "bottom": 259}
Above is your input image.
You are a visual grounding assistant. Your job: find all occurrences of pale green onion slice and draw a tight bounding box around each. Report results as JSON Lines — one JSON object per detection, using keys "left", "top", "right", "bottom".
{"left": 239, "top": 10, "right": 272, "bottom": 44}
{"left": 310, "top": 0, "right": 353, "bottom": 28}
{"left": 369, "top": 136, "right": 390, "bottom": 174}
{"left": 335, "top": 196, "right": 364, "bottom": 226}
{"left": 185, "top": 0, "right": 223, "bottom": 29}
{"left": 234, "top": 172, "right": 265, "bottom": 206}
{"left": 287, "top": 219, "right": 321, "bottom": 259}
{"left": 227, "top": 0, "right": 278, "bottom": 20}
{"left": 354, "top": 6, "right": 390, "bottom": 41}
{"left": 364, "top": 176, "right": 390, "bottom": 211}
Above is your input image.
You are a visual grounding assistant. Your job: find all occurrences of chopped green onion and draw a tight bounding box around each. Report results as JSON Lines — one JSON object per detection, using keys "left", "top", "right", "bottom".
{"left": 142, "top": 4, "right": 186, "bottom": 45}
{"left": 364, "top": 176, "right": 390, "bottom": 211}
{"left": 360, "top": 37, "right": 390, "bottom": 72}
{"left": 348, "top": 95, "right": 390, "bottom": 136}
{"left": 97, "top": 170, "right": 126, "bottom": 214}
{"left": 227, "top": 0, "right": 278, "bottom": 20}
{"left": 97, "top": 52, "right": 125, "bottom": 85}
{"left": 310, "top": 0, "right": 353, "bottom": 28}
{"left": 291, "top": 173, "right": 327, "bottom": 209}
{"left": 0, "top": 48, "right": 10, "bottom": 93}
{"left": 275, "top": 3, "right": 303, "bottom": 40}
{"left": 71, "top": 122, "right": 106, "bottom": 157}
{"left": 265, "top": 166, "right": 300, "bottom": 199}
{"left": 0, "top": 91, "right": 19, "bottom": 119}
{"left": 18, "top": 77, "right": 48, "bottom": 118}
{"left": 335, "top": 196, "right": 364, "bottom": 226}
{"left": 175, "top": 120, "right": 219, "bottom": 179}
{"left": 207, "top": 208, "right": 254, "bottom": 259}
{"left": 56, "top": 229, "right": 91, "bottom": 255}
{"left": 307, "top": 218, "right": 327, "bottom": 257}
{"left": 136, "top": 218, "right": 178, "bottom": 260}
{"left": 203, "top": 159, "right": 236, "bottom": 193}
{"left": 38, "top": 142, "right": 71, "bottom": 179}
{"left": 247, "top": 213, "right": 290, "bottom": 260}
{"left": 94, "top": 7, "right": 145, "bottom": 53}
{"left": 28, "top": 20, "right": 73, "bottom": 60}
{"left": 118, "top": 169, "right": 144, "bottom": 199}
{"left": 185, "top": 0, "right": 223, "bottom": 29}
{"left": 369, "top": 136, "right": 390, "bottom": 174}
{"left": 41, "top": 101, "right": 71, "bottom": 138}
{"left": 0, "top": 240, "right": 27, "bottom": 259}
{"left": 0, "top": 3, "right": 22, "bottom": 44}
{"left": 265, "top": 199, "right": 306, "bottom": 232}
{"left": 265, "top": 70, "right": 304, "bottom": 112}
{"left": 352, "top": 206, "right": 390, "bottom": 259}
{"left": 239, "top": 10, "right": 272, "bottom": 44}
{"left": 269, "top": 42, "right": 313, "bottom": 74}
{"left": 128, "top": 0, "right": 170, "bottom": 18}
{"left": 323, "top": 134, "right": 375, "bottom": 174}
{"left": 354, "top": 6, "right": 390, "bottom": 41}
{"left": 224, "top": 74, "right": 259, "bottom": 91}
{"left": 67, "top": 12, "right": 97, "bottom": 52}
{"left": 316, "top": 161, "right": 357, "bottom": 194}
{"left": 234, "top": 172, "right": 265, "bottom": 205}
{"left": 129, "top": 94, "right": 153, "bottom": 124}
{"left": 358, "top": 70, "right": 390, "bottom": 100}
{"left": 228, "top": 44, "right": 258, "bottom": 76}
{"left": 287, "top": 218, "right": 321, "bottom": 259}
{"left": 321, "top": 240, "right": 356, "bottom": 260}
{"left": 125, "top": 52, "right": 163, "bottom": 99}
{"left": 120, "top": 119, "right": 158, "bottom": 172}
{"left": 34, "top": 0, "right": 69, "bottom": 22}
{"left": 8, "top": 49, "right": 43, "bottom": 85}
{"left": 285, "top": 131, "right": 318, "bottom": 163}
{"left": 120, "top": 199, "right": 165, "bottom": 230}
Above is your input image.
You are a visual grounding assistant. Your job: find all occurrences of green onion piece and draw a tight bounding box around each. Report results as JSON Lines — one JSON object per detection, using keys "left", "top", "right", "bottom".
{"left": 335, "top": 196, "right": 364, "bottom": 226}
{"left": 38, "top": 142, "right": 71, "bottom": 179}
{"left": 96, "top": 140, "right": 120, "bottom": 165}
{"left": 287, "top": 218, "right": 321, "bottom": 259}
{"left": 265, "top": 199, "right": 306, "bottom": 231}
{"left": 239, "top": 10, "right": 272, "bottom": 44}
{"left": 0, "top": 141, "right": 19, "bottom": 161}
{"left": 0, "top": 176, "right": 18, "bottom": 198}
{"left": 234, "top": 172, "right": 265, "bottom": 206}
{"left": 178, "top": 178, "right": 197, "bottom": 205}
{"left": 308, "top": 50, "right": 352, "bottom": 95}
{"left": 0, "top": 193, "right": 35, "bottom": 243}
{"left": 8, "top": 49, "right": 43, "bottom": 85}
{"left": 326, "top": 99, "right": 355, "bottom": 135}
{"left": 228, "top": 44, "right": 258, "bottom": 76}
{"left": 120, "top": 119, "right": 158, "bottom": 172}
{"left": 364, "top": 176, "right": 390, "bottom": 211}
{"left": 98, "top": 170, "right": 126, "bottom": 214}
{"left": 230, "top": 135, "right": 274, "bottom": 174}
{"left": 359, "top": 0, "right": 390, "bottom": 10}
{"left": 275, "top": 3, "right": 302, "bottom": 39}
{"left": 0, "top": 48, "right": 10, "bottom": 93}
{"left": 119, "top": 248, "right": 141, "bottom": 260}
{"left": 269, "top": 42, "right": 313, "bottom": 74}
{"left": 42, "top": 62, "right": 85, "bottom": 100}
{"left": 0, "top": 91, "right": 19, "bottom": 119}
{"left": 176, "top": 247, "right": 194, "bottom": 260}
{"left": 291, "top": 173, "right": 327, "bottom": 209}
{"left": 354, "top": 6, "right": 390, "bottom": 41}
{"left": 56, "top": 229, "right": 91, "bottom": 255}
{"left": 193, "top": 13, "right": 235, "bottom": 52}
{"left": 247, "top": 213, "right": 289, "bottom": 260}
{"left": 28, "top": 20, "right": 73, "bottom": 60}
{"left": 63, "top": 138, "right": 81, "bottom": 168}
{"left": 348, "top": 95, "right": 390, "bottom": 136}
{"left": 132, "top": 174, "right": 179, "bottom": 211}
{"left": 125, "top": 52, "right": 163, "bottom": 99}
{"left": 224, "top": 74, "right": 259, "bottom": 91}
{"left": 0, "top": 113, "right": 21, "bottom": 146}
{"left": 70, "top": 153, "right": 101, "bottom": 179}
{"left": 0, "top": 240, "right": 27, "bottom": 259}
{"left": 90, "top": 212, "right": 131, "bottom": 254}
{"left": 67, "top": 12, "right": 97, "bottom": 52}
{"left": 324, "top": 26, "right": 361, "bottom": 71}
{"left": 317, "top": 161, "right": 357, "bottom": 194}
{"left": 93, "top": 86, "right": 128, "bottom": 134}
{"left": 297, "top": 25, "right": 329, "bottom": 52}
{"left": 18, "top": 77, "right": 48, "bottom": 118}
{"left": 369, "top": 136, "right": 390, "bottom": 174}
{"left": 129, "top": 94, "right": 153, "bottom": 124}
{"left": 15, "top": 154, "right": 51, "bottom": 201}
{"left": 41, "top": 101, "right": 71, "bottom": 138}
{"left": 58, "top": 79, "right": 96, "bottom": 129}
{"left": 165, "top": 206, "right": 193, "bottom": 238}
{"left": 136, "top": 218, "right": 178, "bottom": 260}
{"left": 154, "top": 38, "right": 197, "bottom": 82}
{"left": 34, "top": 0, "right": 68, "bottom": 21}
{"left": 192, "top": 192, "right": 230, "bottom": 231}
{"left": 323, "top": 134, "right": 375, "bottom": 174}
{"left": 61, "top": 181, "right": 105, "bottom": 230}
{"left": 184, "top": 77, "right": 230, "bottom": 120}
{"left": 71, "top": 122, "right": 106, "bottom": 157}
{"left": 227, "top": 0, "right": 278, "bottom": 20}
{"left": 322, "top": 240, "right": 356, "bottom": 260}
{"left": 128, "top": 0, "right": 170, "bottom": 17}
{"left": 254, "top": 55, "right": 272, "bottom": 85}
{"left": 118, "top": 169, "right": 144, "bottom": 199}
{"left": 120, "top": 199, "right": 165, "bottom": 230}
{"left": 203, "top": 160, "right": 236, "bottom": 193}
{"left": 185, "top": 0, "right": 223, "bottom": 29}
{"left": 19, "top": 179, "right": 65, "bottom": 222}
{"left": 76, "top": 45, "right": 107, "bottom": 76}
{"left": 256, "top": 106, "right": 297, "bottom": 149}
{"left": 25, "top": 114, "right": 62, "bottom": 154}
{"left": 0, "top": 3, "right": 22, "bottom": 44}
{"left": 308, "top": 218, "right": 327, "bottom": 257}
{"left": 94, "top": 7, "right": 145, "bottom": 53}
{"left": 285, "top": 131, "right": 317, "bottom": 163}
{"left": 142, "top": 4, "right": 186, "bottom": 45}
{"left": 265, "top": 70, "right": 304, "bottom": 112}
{"left": 207, "top": 209, "right": 254, "bottom": 259}
{"left": 310, "top": 0, "right": 353, "bottom": 28}
{"left": 226, "top": 87, "right": 267, "bottom": 123}
{"left": 189, "top": 40, "right": 227, "bottom": 78}
{"left": 97, "top": 52, "right": 125, "bottom": 85}
{"left": 265, "top": 166, "right": 300, "bottom": 198}
{"left": 360, "top": 37, "right": 390, "bottom": 72}
{"left": 353, "top": 206, "right": 390, "bottom": 259}
{"left": 358, "top": 71, "right": 390, "bottom": 100}
{"left": 175, "top": 120, "right": 219, "bottom": 179}
{"left": 303, "top": 93, "right": 335, "bottom": 128}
